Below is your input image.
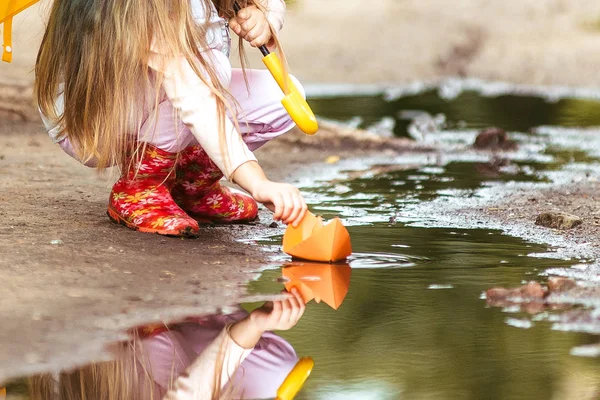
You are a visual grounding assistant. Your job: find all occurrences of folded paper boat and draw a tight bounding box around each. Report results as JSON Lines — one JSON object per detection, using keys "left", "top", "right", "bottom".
{"left": 282, "top": 212, "right": 352, "bottom": 262}
{"left": 282, "top": 262, "right": 352, "bottom": 310}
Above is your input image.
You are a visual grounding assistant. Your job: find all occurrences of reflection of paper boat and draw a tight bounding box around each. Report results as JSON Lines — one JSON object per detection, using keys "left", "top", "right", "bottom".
{"left": 282, "top": 212, "right": 352, "bottom": 262}
{"left": 282, "top": 262, "right": 351, "bottom": 310}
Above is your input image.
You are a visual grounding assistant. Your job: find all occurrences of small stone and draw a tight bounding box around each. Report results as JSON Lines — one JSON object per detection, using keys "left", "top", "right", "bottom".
{"left": 50, "top": 239, "right": 63, "bottom": 245}
{"left": 518, "top": 282, "right": 545, "bottom": 299}
{"left": 535, "top": 212, "right": 583, "bottom": 230}
{"left": 473, "top": 127, "right": 517, "bottom": 151}
{"left": 547, "top": 277, "right": 577, "bottom": 293}
{"left": 333, "top": 184, "right": 352, "bottom": 195}
{"left": 486, "top": 287, "right": 511, "bottom": 302}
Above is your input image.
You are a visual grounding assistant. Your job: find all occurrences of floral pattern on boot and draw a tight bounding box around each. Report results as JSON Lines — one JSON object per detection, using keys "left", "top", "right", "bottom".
{"left": 172, "top": 146, "right": 259, "bottom": 224}
{"left": 107, "top": 145, "right": 199, "bottom": 237}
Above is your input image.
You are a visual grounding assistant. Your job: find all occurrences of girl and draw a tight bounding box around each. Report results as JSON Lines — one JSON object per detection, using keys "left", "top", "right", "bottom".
{"left": 29, "top": 290, "right": 306, "bottom": 399}
{"left": 35, "top": 0, "right": 308, "bottom": 237}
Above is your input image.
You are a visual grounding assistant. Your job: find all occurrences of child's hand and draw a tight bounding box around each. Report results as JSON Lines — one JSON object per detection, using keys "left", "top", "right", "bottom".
{"left": 229, "top": 5, "right": 273, "bottom": 48}
{"left": 252, "top": 180, "right": 308, "bottom": 227}
{"left": 250, "top": 289, "right": 306, "bottom": 332}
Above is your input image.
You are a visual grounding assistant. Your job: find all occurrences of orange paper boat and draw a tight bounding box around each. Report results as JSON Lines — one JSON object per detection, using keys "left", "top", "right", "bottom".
{"left": 282, "top": 212, "right": 352, "bottom": 262}
{"left": 282, "top": 262, "right": 351, "bottom": 310}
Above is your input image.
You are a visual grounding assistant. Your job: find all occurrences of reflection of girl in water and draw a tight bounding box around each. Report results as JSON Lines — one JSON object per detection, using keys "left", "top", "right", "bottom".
{"left": 29, "top": 290, "right": 305, "bottom": 400}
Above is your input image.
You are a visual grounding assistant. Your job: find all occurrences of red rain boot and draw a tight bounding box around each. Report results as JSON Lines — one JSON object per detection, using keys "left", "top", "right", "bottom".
{"left": 171, "top": 146, "right": 259, "bottom": 223}
{"left": 107, "top": 145, "right": 199, "bottom": 237}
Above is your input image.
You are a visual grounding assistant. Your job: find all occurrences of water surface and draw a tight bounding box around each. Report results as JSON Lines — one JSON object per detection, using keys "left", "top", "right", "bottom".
{"left": 246, "top": 88, "right": 600, "bottom": 399}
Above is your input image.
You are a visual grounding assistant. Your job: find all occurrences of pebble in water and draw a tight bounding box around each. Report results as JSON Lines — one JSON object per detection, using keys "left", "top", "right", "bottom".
{"left": 505, "top": 318, "right": 534, "bottom": 329}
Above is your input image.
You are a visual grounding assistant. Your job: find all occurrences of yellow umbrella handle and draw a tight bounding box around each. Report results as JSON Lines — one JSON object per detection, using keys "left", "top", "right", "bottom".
{"left": 276, "top": 357, "right": 315, "bottom": 400}
{"left": 2, "top": 17, "right": 13, "bottom": 63}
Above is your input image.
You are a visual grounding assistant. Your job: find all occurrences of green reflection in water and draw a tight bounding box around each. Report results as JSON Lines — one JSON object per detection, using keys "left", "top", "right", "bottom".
{"left": 246, "top": 226, "right": 600, "bottom": 400}
{"left": 309, "top": 91, "right": 600, "bottom": 137}
{"left": 244, "top": 89, "right": 600, "bottom": 399}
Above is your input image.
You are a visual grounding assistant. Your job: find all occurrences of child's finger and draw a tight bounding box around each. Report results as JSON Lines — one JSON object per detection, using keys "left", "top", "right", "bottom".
{"left": 285, "top": 192, "right": 303, "bottom": 226}
{"left": 244, "top": 18, "right": 267, "bottom": 43}
{"left": 240, "top": 19, "right": 256, "bottom": 34}
{"left": 243, "top": 26, "right": 262, "bottom": 43}
{"left": 237, "top": 7, "right": 253, "bottom": 20}
{"left": 291, "top": 288, "right": 306, "bottom": 307}
{"left": 287, "top": 290, "right": 304, "bottom": 323}
{"left": 280, "top": 192, "right": 295, "bottom": 223}
{"left": 229, "top": 18, "right": 242, "bottom": 36}
{"left": 279, "top": 299, "right": 292, "bottom": 325}
{"left": 293, "top": 289, "right": 306, "bottom": 316}
{"left": 291, "top": 198, "right": 308, "bottom": 228}
{"left": 272, "top": 193, "right": 284, "bottom": 220}
{"left": 250, "top": 30, "right": 272, "bottom": 48}
{"left": 270, "top": 298, "right": 283, "bottom": 320}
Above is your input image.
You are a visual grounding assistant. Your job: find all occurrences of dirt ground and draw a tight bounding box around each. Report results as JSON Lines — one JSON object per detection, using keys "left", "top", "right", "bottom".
{"left": 4, "top": 0, "right": 600, "bottom": 88}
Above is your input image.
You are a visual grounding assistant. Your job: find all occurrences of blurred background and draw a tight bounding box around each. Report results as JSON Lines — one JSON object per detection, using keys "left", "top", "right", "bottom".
{"left": 3, "top": 0, "right": 600, "bottom": 87}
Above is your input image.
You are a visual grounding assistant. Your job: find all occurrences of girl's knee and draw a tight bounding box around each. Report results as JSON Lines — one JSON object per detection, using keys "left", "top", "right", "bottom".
{"left": 57, "top": 138, "right": 98, "bottom": 168}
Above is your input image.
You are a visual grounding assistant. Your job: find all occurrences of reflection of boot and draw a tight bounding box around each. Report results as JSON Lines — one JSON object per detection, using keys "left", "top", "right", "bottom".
{"left": 107, "top": 145, "right": 199, "bottom": 237}
{"left": 172, "top": 146, "right": 258, "bottom": 223}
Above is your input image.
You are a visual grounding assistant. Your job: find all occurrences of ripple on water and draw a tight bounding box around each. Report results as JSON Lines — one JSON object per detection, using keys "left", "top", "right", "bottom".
{"left": 349, "top": 252, "right": 425, "bottom": 269}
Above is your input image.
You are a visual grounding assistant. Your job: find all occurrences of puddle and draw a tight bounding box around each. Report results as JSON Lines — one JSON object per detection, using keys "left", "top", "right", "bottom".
{"left": 244, "top": 86, "right": 600, "bottom": 399}
{"left": 247, "top": 230, "right": 600, "bottom": 399}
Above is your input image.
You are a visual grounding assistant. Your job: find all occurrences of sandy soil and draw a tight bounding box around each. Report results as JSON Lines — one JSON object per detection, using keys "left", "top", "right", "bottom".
{"left": 4, "top": 0, "right": 600, "bottom": 88}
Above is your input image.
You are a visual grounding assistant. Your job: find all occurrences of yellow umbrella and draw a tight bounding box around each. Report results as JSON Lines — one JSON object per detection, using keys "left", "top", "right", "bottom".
{"left": 1, "top": 0, "right": 40, "bottom": 62}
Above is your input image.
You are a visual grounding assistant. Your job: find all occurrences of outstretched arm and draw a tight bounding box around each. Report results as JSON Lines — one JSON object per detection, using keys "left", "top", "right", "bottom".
{"left": 162, "top": 290, "right": 306, "bottom": 400}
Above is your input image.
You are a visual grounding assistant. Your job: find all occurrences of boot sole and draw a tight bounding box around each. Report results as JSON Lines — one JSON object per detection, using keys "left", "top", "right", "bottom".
{"left": 188, "top": 213, "right": 259, "bottom": 225}
{"left": 107, "top": 206, "right": 199, "bottom": 238}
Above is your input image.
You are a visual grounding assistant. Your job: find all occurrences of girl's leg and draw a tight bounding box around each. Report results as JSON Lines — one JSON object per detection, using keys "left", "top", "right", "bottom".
{"left": 228, "top": 68, "right": 306, "bottom": 151}
{"left": 168, "top": 50, "right": 259, "bottom": 224}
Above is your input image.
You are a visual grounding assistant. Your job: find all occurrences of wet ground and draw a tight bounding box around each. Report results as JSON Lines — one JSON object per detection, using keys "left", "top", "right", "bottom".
{"left": 4, "top": 82, "right": 600, "bottom": 398}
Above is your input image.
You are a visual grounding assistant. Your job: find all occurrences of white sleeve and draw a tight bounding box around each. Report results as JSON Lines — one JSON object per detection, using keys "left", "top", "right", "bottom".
{"left": 261, "top": 0, "right": 286, "bottom": 33}
{"left": 148, "top": 49, "right": 257, "bottom": 180}
{"left": 161, "top": 328, "right": 253, "bottom": 400}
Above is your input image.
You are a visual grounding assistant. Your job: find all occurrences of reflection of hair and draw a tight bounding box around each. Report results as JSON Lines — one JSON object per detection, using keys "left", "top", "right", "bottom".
{"left": 28, "top": 328, "right": 243, "bottom": 400}
{"left": 28, "top": 333, "right": 150, "bottom": 400}
{"left": 35, "top": 0, "right": 288, "bottom": 174}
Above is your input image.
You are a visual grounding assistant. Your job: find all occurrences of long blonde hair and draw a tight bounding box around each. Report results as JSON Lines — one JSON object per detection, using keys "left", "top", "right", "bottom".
{"left": 29, "top": 334, "right": 152, "bottom": 400}
{"left": 28, "top": 327, "right": 240, "bottom": 400}
{"left": 35, "top": 0, "right": 286, "bottom": 171}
